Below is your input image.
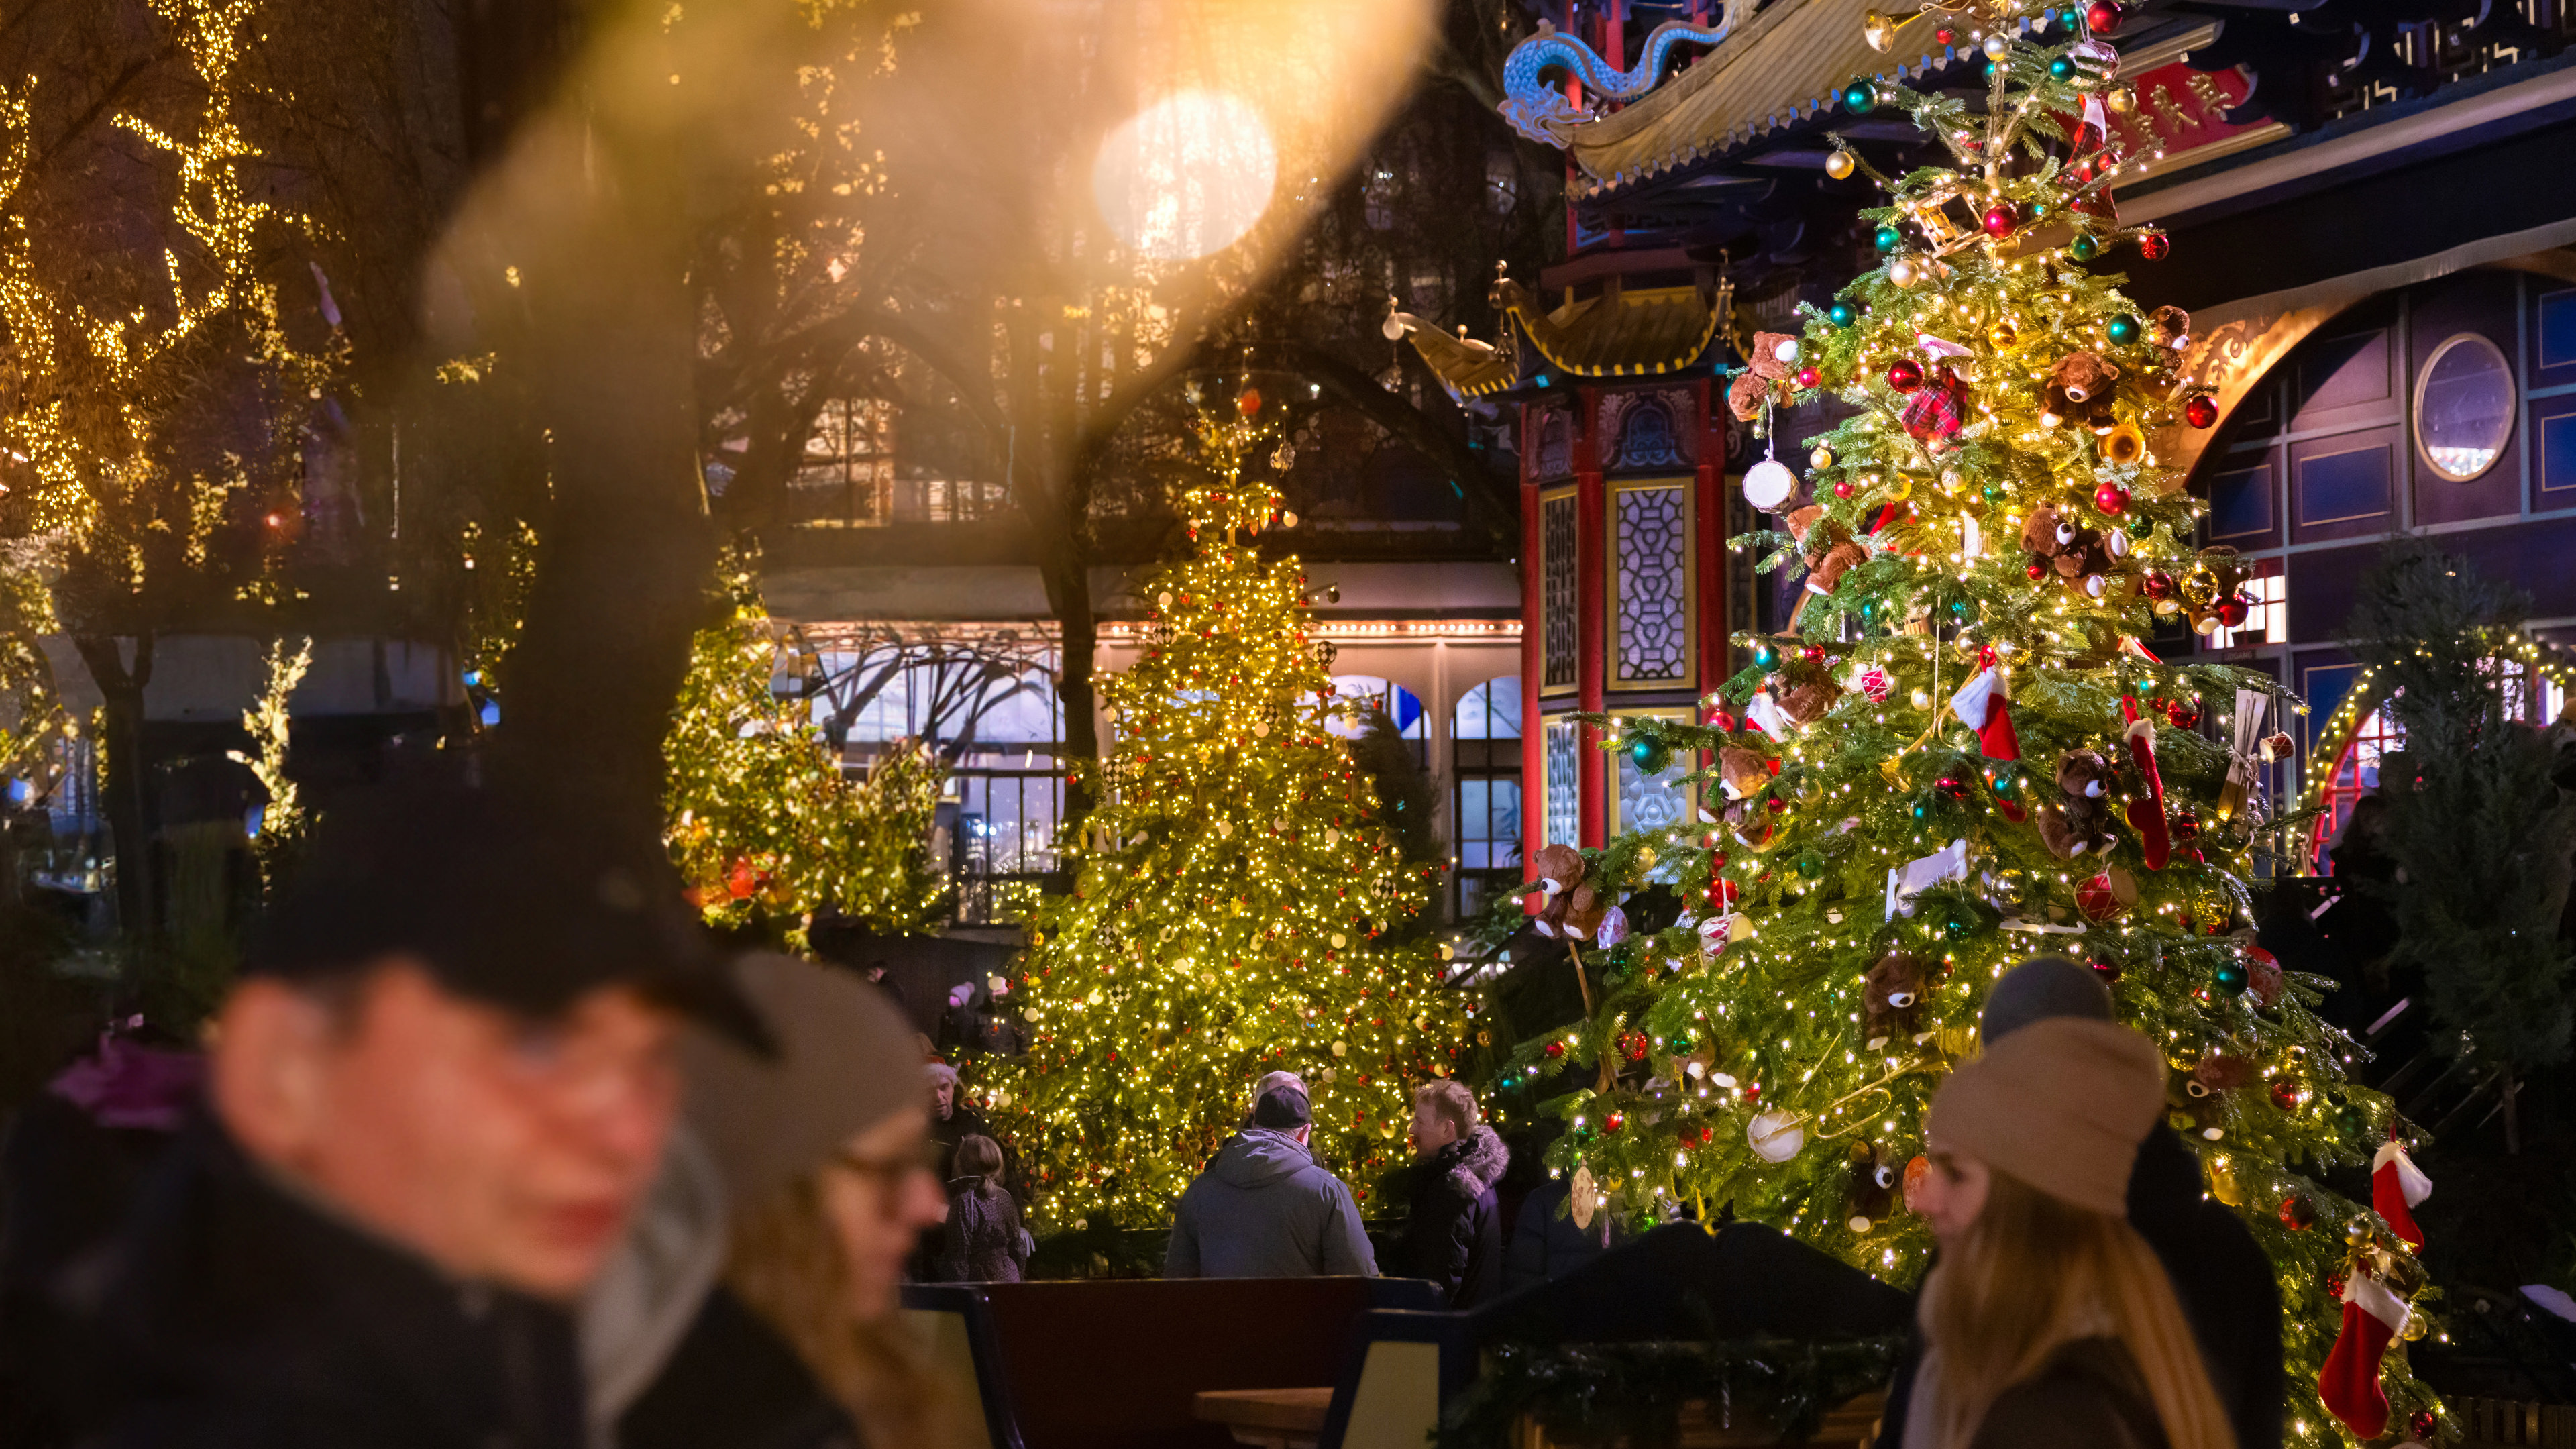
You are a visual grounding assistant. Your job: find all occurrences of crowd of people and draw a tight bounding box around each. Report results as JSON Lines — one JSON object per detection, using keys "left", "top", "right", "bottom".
{"left": 0, "top": 775, "right": 2286, "bottom": 1449}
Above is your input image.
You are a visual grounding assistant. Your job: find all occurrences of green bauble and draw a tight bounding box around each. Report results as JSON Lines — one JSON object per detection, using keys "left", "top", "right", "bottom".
{"left": 1829, "top": 302, "right": 1858, "bottom": 327}
{"left": 2068, "top": 233, "right": 2100, "bottom": 262}
{"left": 2048, "top": 56, "right": 2075, "bottom": 78}
{"left": 1874, "top": 224, "right": 1902, "bottom": 253}
{"left": 1842, "top": 80, "right": 1877, "bottom": 113}
{"left": 2106, "top": 314, "right": 2143, "bottom": 345}
{"left": 1796, "top": 852, "right": 1823, "bottom": 877}
{"left": 2214, "top": 959, "right": 2250, "bottom": 992}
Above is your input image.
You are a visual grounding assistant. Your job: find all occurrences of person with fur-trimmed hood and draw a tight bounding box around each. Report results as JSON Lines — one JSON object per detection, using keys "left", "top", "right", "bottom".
{"left": 1395, "top": 1079, "right": 1509, "bottom": 1308}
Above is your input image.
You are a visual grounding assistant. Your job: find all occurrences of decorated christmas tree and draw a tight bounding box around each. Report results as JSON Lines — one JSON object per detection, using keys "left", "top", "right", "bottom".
{"left": 1513, "top": 8, "right": 2444, "bottom": 1444}
{"left": 664, "top": 559, "right": 945, "bottom": 936}
{"left": 993, "top": 396, "right": 1472, "bottom": 1232}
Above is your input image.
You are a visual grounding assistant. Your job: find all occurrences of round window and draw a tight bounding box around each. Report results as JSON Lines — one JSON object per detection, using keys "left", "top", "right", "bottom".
{"left": 2413, "top": 333, "right": 2515, "bottom": 482}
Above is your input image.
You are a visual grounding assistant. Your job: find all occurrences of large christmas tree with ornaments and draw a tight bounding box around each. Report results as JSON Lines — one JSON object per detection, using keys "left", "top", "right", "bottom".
{"left": 1513, "top": 3, "right": 2449, "bottom": 1444}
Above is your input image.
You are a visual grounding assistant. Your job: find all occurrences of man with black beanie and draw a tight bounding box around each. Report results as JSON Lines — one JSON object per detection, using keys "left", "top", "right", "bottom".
{"left": 1873, "top": 956, "right": 2283, "bottom": 1449}
{"left": 1165, "top": 1086, "right": 1377, "bottom": 1279}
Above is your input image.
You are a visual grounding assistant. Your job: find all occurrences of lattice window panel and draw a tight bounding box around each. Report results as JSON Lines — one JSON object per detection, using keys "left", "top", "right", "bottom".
{"left": 1542, "top": 718, "right": 1581, "bottom": 848}
{"left": 1613, "top": 484, "right": 1688, "bottom": 684}
{"left": 1542, "top": 492, "right": 1578, "bottom": 691}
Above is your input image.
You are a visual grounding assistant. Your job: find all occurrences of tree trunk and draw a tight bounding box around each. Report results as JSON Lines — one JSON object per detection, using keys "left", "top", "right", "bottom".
{"left": 1039, "top": 547, "right": 1099, "bottom": 826}
{"left": 73, "top": 635, "right": 155, "bottom": 940}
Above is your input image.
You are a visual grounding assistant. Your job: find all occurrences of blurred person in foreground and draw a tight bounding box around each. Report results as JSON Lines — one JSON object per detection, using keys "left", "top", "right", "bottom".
{"left": 87, "top": 784, "right": 767, "bottom": 1449}
{"left": 1874, "top": 958, "right": 2279, "bottom": 1449}
{"left": 1165, "top": 1085, "right": 1375, "bottom": 1279}
{"left": 1393, "top": 1078, "right": 1507, "bottom": 1308}
{"left": 596, "top": 953, "right": 953, "bottom": 1449}
{"left": 1903, "top": 1015, "right": 2233, "bottom": 1449}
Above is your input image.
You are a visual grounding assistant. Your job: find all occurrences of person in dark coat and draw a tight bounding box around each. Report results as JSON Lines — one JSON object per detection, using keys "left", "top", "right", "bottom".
{"left": 1874, "top": 958, "right": 2279, "bottom": 1449}
{"left": 1394, "top": 1079, "right": 1508, "bottom": 1309}
{"left": 82, "top": 785, "right": 765, "bottom": 1448}
{"left": 933, "top": 1135, "right": 1030, "bottom": 1283}
{"left": 1502, "top": 1172, "right": 1627, "bottom": 1293}
{"left": 1167, "top": 1087, "right": 1377, "bottom": 1279}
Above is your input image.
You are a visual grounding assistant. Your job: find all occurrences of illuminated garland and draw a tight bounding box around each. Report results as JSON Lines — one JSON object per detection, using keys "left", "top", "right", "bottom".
{"left": 989, "top": 398, "right": 1472, "bottom": 1232}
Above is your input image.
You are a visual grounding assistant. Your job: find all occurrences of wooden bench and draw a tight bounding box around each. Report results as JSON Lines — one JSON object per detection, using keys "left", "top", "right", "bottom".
{"left": 1194, "top": 1386, "right": 1335, "bottom": 1449}
{"left": 902, "top": 1275, "right": 1444, "bottom": 1449}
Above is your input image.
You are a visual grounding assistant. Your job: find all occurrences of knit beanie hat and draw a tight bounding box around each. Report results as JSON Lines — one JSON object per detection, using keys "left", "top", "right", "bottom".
{"left": 1980, "top": 955, "right": 2114, "bottom": 1044}
{"left": 1927, "top": 1016, "right": 2165, "bottom": 1217}
{"left": 1252, "top": 1086, "right": 1311, "bottom": 1128}
{"left": 682, "top": 953, "right": 924, "bottom": 1206}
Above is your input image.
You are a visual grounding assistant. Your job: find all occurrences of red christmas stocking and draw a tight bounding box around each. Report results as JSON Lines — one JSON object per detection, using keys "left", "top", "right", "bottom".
{"left": 2118, "top": 696, "right": 2171, "bottom": 869}
{"left": 2318, "top": 1269, "right": 2408, "bottom": 1439}
{"left": 1950, "top": 666, "right": 2026, "bottom": 822}
{"left": 2372, "top": 1136, "right": 2432, "bottom": 1249}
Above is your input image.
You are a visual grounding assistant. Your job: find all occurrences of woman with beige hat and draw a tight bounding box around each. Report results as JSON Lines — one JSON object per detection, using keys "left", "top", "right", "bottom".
{"left": 1903, "top": 1016, "right": 2234, "bottom": 1449}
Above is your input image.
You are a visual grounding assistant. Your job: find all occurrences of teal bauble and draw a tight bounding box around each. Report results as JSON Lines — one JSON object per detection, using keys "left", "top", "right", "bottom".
{"left": 1796, "top": 853, "right": 1823, "bottom": 877}
{"left": 2049, "top": 56, "right": 2076, "bottom": 78}
{"left": 2106, "top": 313, "right": 2143, "bottom": 345}
{"left": 2068, "top": 233, "right": 2100, "bottom": 262}
{"left": 1753, "top": 643, "right": 1780, "bottom": 669}
{"left": 1874, "top": 224, "right": 1903, "bottom": 253}
{"left": 2214, "top": 959, "right": 2250, "bottom": 992}
{"left": 1842, "top": 80, "right": 1877, "bottom": 113}
{"left": 1829, "top": 302, "right": 1858, "bottom": 327}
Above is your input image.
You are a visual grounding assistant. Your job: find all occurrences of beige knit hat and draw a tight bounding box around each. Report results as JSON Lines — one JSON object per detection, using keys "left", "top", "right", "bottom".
{"left": 680, "top": 953, "right": 924, "bottom": 1206}
{"left": 1927, "top": 1016, "right": 2167, "bottom": 1217}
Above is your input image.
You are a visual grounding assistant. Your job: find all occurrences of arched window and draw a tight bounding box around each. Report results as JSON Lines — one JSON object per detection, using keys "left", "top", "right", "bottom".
{"left": 1327, "top": 676, "right": 1426, "bottom": 762}
{"left": 1453, "top": 678, "right": 1522, "bottom": 918}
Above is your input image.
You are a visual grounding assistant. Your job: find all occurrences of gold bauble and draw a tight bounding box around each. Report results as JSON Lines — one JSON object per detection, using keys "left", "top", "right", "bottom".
{"left": 2179, "top": 563, "right": 2222, "bottom": 611}
{"left": 1825, "top": 148, "right": 1858, "bottom": 180}
{"left": 1886, "top": 476, "right": 1915, "bottom": 500}
{"left": 1888, "top": 258, "right": 1920, "bottom": 287}
{"left": 1811, "top": 445, "right": 1836, "bottom": 470}
{"left": 2101, "top": 421, "right": 2146, "bottom": 466}
{"left": 2402, "top": 1311, "right": 2430, "bottom": 1342}
{"left": 2204, "top": 1155, "right": 2244, "bottom": 1206}
{"left": 2105, "top": 85, "right": 2136, "bottom": 113}
{"left": 1862, "top": 9, "right": 1898, "bottom": 51}
{"left": 1988, "top": 319, "right": 2019, "bottom": 349}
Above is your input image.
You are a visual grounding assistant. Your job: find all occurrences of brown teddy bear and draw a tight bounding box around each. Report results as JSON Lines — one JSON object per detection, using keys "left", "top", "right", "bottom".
{"left": 1727, "top": 331, "right": 1803, "bottom": 421}
{"left": 1786, "top": 507, "right": 1869, "bottom": 598}
{"left": 1864, "top": 949, "right": 1936, "bottom": 1044}
{"left": 2041, "top": 352, "right": 2121, "bottom": 432}
{"left": 2020, "top": 505, "right": 2116, "bottom": 598}
{"left": 1529, "top": 843, "right": 1606, "bottom": 941}
{"left": 1781, "top": 679, "right": 1842, "bottom": 724}
{"left": 1846, "top": 1140, "right": 1898, "bottom": 1232}
{"left": 2037, "top": 747, "right": 2121, "bottom": 859}
{"left": 1718, "top": 745, "right": 1770, "bottom": 801}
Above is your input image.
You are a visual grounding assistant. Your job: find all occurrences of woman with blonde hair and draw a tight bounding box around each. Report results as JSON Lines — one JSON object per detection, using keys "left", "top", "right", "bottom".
{"left": 598, "top": 954, "right": 959, "bottom": 1449}
{"left": 1904, "top": 1016, "right": 2234, "bottom": 1449}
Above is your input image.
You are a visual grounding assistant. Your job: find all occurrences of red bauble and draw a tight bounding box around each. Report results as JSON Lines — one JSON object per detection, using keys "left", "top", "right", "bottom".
{"left": 2164, "top": 698, "right": 2202, "bottom": 729}
{"left": 2184, "top": 393, "right": 2218, "bottom": 428}
{"left": 2216, "top": 592, "right": 2253, "bottom": 628}
{"left": 2093, "top": 482, "right": 2130, "bottom": 516}
{"left": 1800, "top": 645, "right": 1827, "bottom": 662}
{"left": 1603, "top": 1112, "right": 1625, "bottom": 1133}
{"left": 2269, "top": 1078, "right": 2306, "bottom": 1110}
{"left": 2027, "top": 561, "right": 2046, "bottom": 579}
{"left": 1619, "top": 1030, "right": 1650, "bottom": 1061}
{"left": 1833, "top": 480, "right": 1856, "bottom": 498}
{"left": 2409, "top": 1411, "right": 2440, "bottom": 1440}
{"left": 1543, "top": 1040, "right": 1566, "bottom": 1059}
{"left": 2090, "top": 958, "right": 2124, "bottom": 984}
{"left": 1237, "top": 387, "right": 1262, "bottom": 417}
{"left": 2278, "top": 1195, "right": 2316, "bottom": 1230}
{"left": 1982, "top": 203, "right": 2018, "bottom": 237}
{"left": 2137, "top": 231, "right": 2171, "bottom": 260}
{"left": 1935, "top": 24, "right": 1955, "bottom": 42}
{"left": 1887, "top": 358, "right": 1924, "bottom": 392}
{"left": 1795, "top": 365, "right": 1821, "bottom": 388}
{"left": 1766, "top": 797, "right": 1787, "bottom": 814}
{"left": 2141, "top": 570, "right": 2175, "bottom": 600}
{"left": 2085, "top": 0, "right": 2123, "bottom": 31}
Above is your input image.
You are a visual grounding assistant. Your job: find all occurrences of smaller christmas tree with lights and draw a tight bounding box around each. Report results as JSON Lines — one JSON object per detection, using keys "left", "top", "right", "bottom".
{"left": 993, "top": 393, "right": 1473, "bottom": 1232}
{"left": 664, "top": 559, "right": 945, "bottom": 936}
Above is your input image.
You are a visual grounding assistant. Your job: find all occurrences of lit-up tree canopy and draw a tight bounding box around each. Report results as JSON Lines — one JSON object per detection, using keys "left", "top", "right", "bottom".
{"left": 994, "top": 398, "right": 1470, "bottom": 1230}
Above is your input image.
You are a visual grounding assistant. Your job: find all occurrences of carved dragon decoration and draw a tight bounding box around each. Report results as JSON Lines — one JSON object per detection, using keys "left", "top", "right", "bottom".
{"left": 1498, "top": 2, "right": 1752, "bottom": 147}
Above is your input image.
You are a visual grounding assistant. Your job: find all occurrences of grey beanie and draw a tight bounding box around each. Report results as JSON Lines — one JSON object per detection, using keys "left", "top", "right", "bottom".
{"left": 1982, "top": 955, "right": 2114, "bottom": 1045}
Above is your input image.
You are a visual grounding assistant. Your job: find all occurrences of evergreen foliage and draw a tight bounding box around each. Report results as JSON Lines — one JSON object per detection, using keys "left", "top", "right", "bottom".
{"left": 663, "top": 560, "right": 946, "bottom": 938}
{"left": 991, "top": 402, "right": 1470, "bottom": 1230}
{"left": 1498, "top": 13, "right": 2442, "bottom": 1442}
{"left": 2348, "top": 539, "right": 2576, "bottom": 1069}
{"left": 1350, "top": 704, "right": 1444, "bottom": 879}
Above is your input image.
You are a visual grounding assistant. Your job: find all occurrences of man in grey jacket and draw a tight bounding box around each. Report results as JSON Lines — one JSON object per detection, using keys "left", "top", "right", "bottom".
{"left": 1165, "top": 1087, "right": 1377, "bottom": 1279}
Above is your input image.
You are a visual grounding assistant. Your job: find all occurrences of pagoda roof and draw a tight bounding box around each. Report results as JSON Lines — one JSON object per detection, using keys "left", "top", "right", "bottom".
{"left": 1397, "top": 275, "right": 1733, "bottom": 399}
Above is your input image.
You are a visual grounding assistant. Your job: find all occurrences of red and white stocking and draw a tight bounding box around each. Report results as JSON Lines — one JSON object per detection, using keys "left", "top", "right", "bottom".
{"left": 2373, "top": 1135, "right": 2432, "bottom": 1249}
{"left": 1951, "top": 663, "right": 2027, "bottom": 822}
{"left": 2318, "top": 1269, "right": 2408, "bottom": 1440}
{"left": 2118, "top": 695, "right": 2171, "bottom": 869}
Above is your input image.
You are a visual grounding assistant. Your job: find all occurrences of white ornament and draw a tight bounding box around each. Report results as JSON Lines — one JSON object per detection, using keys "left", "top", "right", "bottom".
{"left": 1772, "top": 337, "right": 1803, "bottom": 365}
{"left": 1982, "top": 31, "right": 2010, "bottom": 57}
{"left": 1888, "top": 258, "right": 1919, "bottom": 287}
{"left": 1749, "top": 1110, "right": 1806, "bottom": 1163}
{"left": 1595, "top": 906, "right": 1631, "bottom": 947}
{"left": 1743, "top": 458, "right": 1798, "bottom": 510}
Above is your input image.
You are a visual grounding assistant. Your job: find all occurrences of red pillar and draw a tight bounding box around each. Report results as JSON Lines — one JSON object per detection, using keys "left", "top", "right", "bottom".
{"left": 1519, "top": 402, "right": 1546, "bottom": 906}
{"left": 1693, "top": 376, "right": 1729, "bottom": 707}
{"left": 1576, "top": 388, "right": 1607, "bottom": 849}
